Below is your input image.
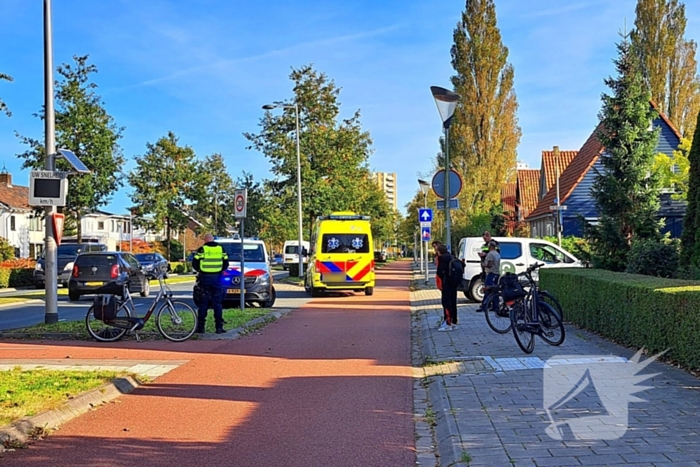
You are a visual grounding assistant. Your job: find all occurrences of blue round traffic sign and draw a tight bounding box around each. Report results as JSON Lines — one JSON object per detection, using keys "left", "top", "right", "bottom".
{"left": 431, "top": 169, "right": 463, "bottom": 199}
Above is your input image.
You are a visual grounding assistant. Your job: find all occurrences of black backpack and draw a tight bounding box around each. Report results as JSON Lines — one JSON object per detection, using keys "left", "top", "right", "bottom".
{"left": 448, "top": 258, "right": 464, "bottom": 286}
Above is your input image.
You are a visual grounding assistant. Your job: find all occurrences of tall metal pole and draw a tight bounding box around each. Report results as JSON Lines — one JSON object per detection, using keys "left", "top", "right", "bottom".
{"left": 295, "top": 103, "right": 304, "bottom": 278}
{"left": 43, "top": 0, "right": 58, "bottom": 324}
{"left": 554, "top": 145, "right": 562, "bottom": 247}
{"left": 424, "top": 191, "right": 429, "bottom": 285}
{"left": 239, "top": 219, "right": 246, "bottom": 310}
{"left": 444, "top": 126, "right": 451, "bottom": 252}
{"left": 419, "top": 230, "right": 424, "bottom": 275}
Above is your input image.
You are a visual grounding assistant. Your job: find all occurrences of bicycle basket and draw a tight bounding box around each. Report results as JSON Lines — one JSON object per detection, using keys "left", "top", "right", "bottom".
{"left": 93, "top": 295, "right": 118, "bottom": 321}
{"left": 500, "top": 273, "right": 526, "bottom": 301}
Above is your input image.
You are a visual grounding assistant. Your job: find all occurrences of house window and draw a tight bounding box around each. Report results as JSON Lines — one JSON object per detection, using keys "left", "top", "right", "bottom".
{"left": 29, "top": 216, "right": 42, "bottom": 232}
{"left": 97, "top": 221, "right": 105, "bottom": 231}
{"left": 545, "top": 223, "right": 553, "bottom": 237}
{"left": 532, "top": 226, "right": 538, "bottom": 238}
{"left": 10, "top": 215, "right": 15, "bottom": 231}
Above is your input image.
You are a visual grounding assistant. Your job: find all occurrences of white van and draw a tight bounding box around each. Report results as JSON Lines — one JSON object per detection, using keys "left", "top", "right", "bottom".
{"left": 455, "top": 236, "right": 583, "bottom": 302}
{"left": 283, "top": 240, "right": 310, "bottom": 270}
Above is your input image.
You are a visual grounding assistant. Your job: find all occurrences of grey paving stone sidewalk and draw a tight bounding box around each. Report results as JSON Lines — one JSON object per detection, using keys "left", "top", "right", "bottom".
{"left": 411, "top": 264, "right": 700, "bottom": 467}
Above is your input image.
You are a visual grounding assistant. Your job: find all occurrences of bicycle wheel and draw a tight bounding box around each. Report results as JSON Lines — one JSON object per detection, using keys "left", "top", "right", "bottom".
{"left": 156, "top": 300, "right": 198, "bottom": 342}
{"left": 85, "top": 304, "right": 129, "bottom": 342}
{"left": 539, "top": 290, "right": 564, "bottom": 321}
{"left": 536, "top": 301, "right": 565, "bottom": 346}
{"left": 510, "top": 301, "right": 535, "bottom": 354}
{"left": 484, "top": 293, "right": 512, "bottom": 334}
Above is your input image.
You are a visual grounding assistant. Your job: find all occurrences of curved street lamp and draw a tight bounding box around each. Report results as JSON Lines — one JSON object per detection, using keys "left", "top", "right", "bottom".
{"left": 262, "top": 102, "right": 304, "bottom": 277}
{"left": 430, "top": 86, "right": 459, "bottom": 251}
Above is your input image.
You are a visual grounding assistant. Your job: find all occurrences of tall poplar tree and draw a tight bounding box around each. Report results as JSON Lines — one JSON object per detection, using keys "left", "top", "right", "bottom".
{"left": 631, "top": 0, "right": 700, "bottom": 136}
{"left": 190, "top": 153, "right": 236, "bottom": 236}
{"left": 588, "top": 34, "right": 662, "bottom": 271}
{"left": 679, "top": 111, "right": 700, "bottom": 266}
{"left": 17, "top": 56, "right": 125, "bottom": 240}
{"left": 0, "top": 72, "right": 11, "bottom": 117}
{"left": 448, "top": 0, "right": 521, "bottom": 219}
{"left": 128, "top": 132, "right": 199, "bottom": 260}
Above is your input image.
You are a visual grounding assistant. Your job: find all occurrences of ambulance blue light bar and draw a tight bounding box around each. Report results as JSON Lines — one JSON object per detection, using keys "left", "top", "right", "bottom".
{"left": 319, "top": 214, "right": 371, "bottom": 221}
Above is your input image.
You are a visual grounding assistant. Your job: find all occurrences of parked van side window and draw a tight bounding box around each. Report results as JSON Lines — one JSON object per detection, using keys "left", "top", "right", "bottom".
{"left": 498, "top": 242, "right": 522, "bottom": 260}
{"left": 530, "top": 243, "right": 573, "bottom": 264}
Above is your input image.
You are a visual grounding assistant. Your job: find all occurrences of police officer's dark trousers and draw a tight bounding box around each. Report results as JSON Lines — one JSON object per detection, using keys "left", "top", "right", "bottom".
{"left": 197, "top": 277, "right": 224, "bottom": 331}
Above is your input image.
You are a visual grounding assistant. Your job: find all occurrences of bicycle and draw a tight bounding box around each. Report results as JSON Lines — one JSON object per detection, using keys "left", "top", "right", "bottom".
{"left": 85, "top": 272, "right": 198, "bottom": 343}
{"left": 482, "top": 279, "right": 514, "bottom": 335}
{"left": 509, "top": 263, "right": 566, "bottom": 354}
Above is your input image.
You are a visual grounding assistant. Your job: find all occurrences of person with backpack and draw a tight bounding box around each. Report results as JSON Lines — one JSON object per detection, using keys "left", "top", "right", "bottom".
{"left": 478, "top": 240, "right": 501, "bottom": 313}
{"left": 436, "top": 244, "right": 463, "bottom": 332}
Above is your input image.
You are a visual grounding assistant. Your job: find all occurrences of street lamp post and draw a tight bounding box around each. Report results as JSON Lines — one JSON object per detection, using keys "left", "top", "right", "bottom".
{"left": 430, "top": 86, "right": 459, "bottom": 252}
{"left": 418, "top": 179, "right": 430, "bottom": 284}
{"left": 263, "top": 102, "right": 304, "bottom": 277}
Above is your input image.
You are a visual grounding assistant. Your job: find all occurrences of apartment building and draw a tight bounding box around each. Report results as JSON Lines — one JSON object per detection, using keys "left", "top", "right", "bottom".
{"left": 374, "top": 171, "right": 398, "bottom": 211}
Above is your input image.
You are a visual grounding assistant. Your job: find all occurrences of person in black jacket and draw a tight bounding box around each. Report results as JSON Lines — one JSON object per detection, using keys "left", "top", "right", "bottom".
{"left": 192, "top": 233, "right": 229, "bottom": 334}
{"left": 436, "top": 244, "right": 458, "bottom": 331}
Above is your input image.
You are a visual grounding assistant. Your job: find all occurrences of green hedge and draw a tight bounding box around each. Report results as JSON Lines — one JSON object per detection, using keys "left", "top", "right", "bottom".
{"left": 169, "top": 262, "right": 192, "bottom": 274}
{"left": 0, "top": 268, "right": 34, "bottom": 288}
{"left": 540, "top": 268, "right": 700, "bottom": 372}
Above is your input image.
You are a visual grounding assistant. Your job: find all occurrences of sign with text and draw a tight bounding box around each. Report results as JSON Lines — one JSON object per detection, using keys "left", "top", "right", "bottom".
{"left": 28, "top": 171, "right": 68, "bottom": 207}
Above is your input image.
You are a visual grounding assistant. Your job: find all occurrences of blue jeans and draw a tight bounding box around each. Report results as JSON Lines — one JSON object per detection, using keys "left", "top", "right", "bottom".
{"left": 197, "top": 283, "right": 224, "bottom": 328}
{"left": 483, "top": 273, "right": 500, "bottom": 311}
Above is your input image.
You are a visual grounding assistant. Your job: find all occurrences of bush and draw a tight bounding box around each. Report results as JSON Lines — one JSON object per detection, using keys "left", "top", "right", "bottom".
{"left": 0, "top": 237, "right": 15, "bottom": 261}
{"left": 0, "top": 268, "right": 10, "bottom": 288}
{"left": 625, "top": 239, "right": 679, "bottom": 278}
{"left": 544, "top": 236, "right": 592, "bottom": 265}
{"left": 171, "top": 262, "right": 191, "bottom": 274}
{"left": 540, "top": 268, "right": 700, "bottom": 372}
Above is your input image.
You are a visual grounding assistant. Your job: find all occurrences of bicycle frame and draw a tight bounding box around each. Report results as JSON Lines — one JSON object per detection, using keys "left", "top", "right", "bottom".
{"left": 102, "top": 276, "right": 172, "bottom": 332}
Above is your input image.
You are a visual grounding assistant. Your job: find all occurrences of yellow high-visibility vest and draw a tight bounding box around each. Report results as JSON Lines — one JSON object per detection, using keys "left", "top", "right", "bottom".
{"left": 195, "top": 245, "right": 227, "bottom": 273}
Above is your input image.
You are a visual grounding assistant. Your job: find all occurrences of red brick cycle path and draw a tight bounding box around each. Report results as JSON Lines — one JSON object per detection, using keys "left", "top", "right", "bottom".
{"left": 1, "top": 261, "right": 415, "bottom": 467}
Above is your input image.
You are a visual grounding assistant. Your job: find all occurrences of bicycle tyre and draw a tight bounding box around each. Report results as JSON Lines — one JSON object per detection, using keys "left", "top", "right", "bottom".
{"left": 484, "top": 293, "right": 512, "bottom": 334}
{"left": 539, "top": 290, "right": 564, "bottom": 321}
{"left": 510, "top": 301, "right": 535, "bottom": 354}
{"left": 85, "top": 304, "right": 129, "bottom": 342}
{"left": 536, "top": 301, "right": 565, "bottom": 346}
{"left": 156, "top": 300, "right": 198, "bottom": 342}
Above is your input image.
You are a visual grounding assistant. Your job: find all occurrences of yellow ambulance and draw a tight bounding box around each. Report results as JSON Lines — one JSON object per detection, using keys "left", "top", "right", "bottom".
{"left": 304, "top": 212, "right": 376, "bottom": 297}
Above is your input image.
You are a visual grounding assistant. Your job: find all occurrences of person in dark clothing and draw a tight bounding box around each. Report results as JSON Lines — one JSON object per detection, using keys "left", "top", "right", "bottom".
{"left": 436, "top": 244, "right": 459, "bottom": 331}
{"left": 192, "top": 233, "right": 229, "bottom": 334}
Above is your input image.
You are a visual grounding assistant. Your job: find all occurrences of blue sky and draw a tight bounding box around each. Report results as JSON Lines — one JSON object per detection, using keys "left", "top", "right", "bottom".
{"left": 1, "top": 0, "right": 699, "bottom": 216}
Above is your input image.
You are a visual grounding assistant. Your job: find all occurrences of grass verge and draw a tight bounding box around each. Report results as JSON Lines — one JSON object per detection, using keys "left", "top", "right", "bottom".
{"left": 0, "top": 368, "right": 124, "bottom": 426}
{"left": 4, "top": 306, "right": 272, "bottom": 339}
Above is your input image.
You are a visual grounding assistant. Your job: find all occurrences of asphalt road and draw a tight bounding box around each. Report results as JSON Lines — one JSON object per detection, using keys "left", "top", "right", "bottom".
{"left": 0, "top": 271, "right": 292, "bottom": 331}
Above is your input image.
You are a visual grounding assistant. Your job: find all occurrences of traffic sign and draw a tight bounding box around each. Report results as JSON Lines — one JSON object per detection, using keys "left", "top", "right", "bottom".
{"left": 418, "top": 208, "right": 433, "bottom": 223}
{"left": 421, "top": 226, "right": 431, "bottom": 242}
{"left": 52, "top": 213, "right": 65, "bottom": 246}
{"left": 436, "top": 198, "right": 460, "bottom": 210}
{"left": 431, "top": 169, "right": 463, "bottom": 199}
{"left": 420, "top": 222, "right": 431, "bottom": 228}
{"left": 29, "top": 171, "right": 69, "bottom": 207}
{"left": 234, "top": 189, "right": 247, "bottom": 218}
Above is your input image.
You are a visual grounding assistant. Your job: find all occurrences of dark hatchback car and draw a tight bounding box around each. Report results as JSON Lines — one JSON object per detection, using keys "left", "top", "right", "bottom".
{"left": 68, "top": 252, "right": 150, "bottom": 301}
{"left": 134, "top": 252, "right": 170, "bottom": 279}
{"left": 34, "top": 243, "right": 107, "bottom": 288}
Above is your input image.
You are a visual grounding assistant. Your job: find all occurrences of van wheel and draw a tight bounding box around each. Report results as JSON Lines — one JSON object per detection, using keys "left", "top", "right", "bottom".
{"left": 469, "top": 279, "right": 485, "bottom": 303}
{"left": 365, "top": 287, "right": 374, "bottom": 296}
{"left": 263, "top": 287, "right": 276, "bottom": 308}
{"left": 68, "top": 290, "right": 80, "bottom": 302}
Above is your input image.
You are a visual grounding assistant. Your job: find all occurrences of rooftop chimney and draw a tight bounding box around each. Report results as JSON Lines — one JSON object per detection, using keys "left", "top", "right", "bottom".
{"left": 0, "top": 173, "right": 11, "bottom": 187}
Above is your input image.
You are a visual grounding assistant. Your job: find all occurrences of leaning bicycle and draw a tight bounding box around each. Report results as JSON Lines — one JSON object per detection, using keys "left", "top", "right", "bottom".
{"left": 85, "top": 272, "right": 198, "bottom": 343}
{"left": 509, "top": 263, "right": 566, "bottom": 354}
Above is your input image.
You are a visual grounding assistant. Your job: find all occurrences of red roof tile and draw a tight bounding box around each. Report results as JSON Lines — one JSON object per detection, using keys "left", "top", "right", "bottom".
{"left": 516, "top": 169, "right": 541, "bottom": 219}
{"left": 0, "top": 174, "right": 31, "bottom": 211}
{"left": 541, "top": 150, "right": 577, "bottom": 196}
{"left": 501, "top": 182, "right": 516, "bottom": 213}
{"left": 526, "top": 126, "right": 604, "bottom": 221}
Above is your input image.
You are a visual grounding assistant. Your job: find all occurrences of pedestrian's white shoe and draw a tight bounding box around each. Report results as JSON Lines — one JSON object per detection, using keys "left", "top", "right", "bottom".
{"left": 450, "top": 324, "right": 459, "bottom": 330}
{"left": 437, "top": 323, "right": 452, "bottom": 332}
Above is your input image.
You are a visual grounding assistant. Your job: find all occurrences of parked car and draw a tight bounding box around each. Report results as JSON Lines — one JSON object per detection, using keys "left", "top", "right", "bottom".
{"left": 67, "top": 252, "right": 150, "bottom": 302}
{"left": 270, "top": 253, "right": 284, "bottom": 266}
{"left": 455, "top": 236, "right": 583, "bottom": 302}
{"left": 34, "top": 243, "right": 107, "bottom": 289}
{"left": 134, "top": 252, "right": 169, "bottom": 279}
{"left": 192, "top": 238, "right": 276, "bottom": 308}
{"left": 374, "top": 251, "right": 387, "bottom": 263}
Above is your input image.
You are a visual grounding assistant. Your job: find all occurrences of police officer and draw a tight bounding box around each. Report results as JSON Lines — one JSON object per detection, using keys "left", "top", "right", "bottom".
{"left": 193, "top": 233, "right": 229, "bottom": 334}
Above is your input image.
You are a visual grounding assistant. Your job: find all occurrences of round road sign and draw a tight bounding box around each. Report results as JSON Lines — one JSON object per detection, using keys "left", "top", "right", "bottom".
{"left": 431, "top": 169, "right": 463, "bottom": 199}
{"left": 235, "top": 195, "right": 245, "bottom": 214}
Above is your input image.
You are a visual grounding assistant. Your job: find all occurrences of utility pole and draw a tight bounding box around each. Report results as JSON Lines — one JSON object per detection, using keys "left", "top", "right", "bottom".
{"left": 555, "top": 146, "right": 562, "bottom": 247}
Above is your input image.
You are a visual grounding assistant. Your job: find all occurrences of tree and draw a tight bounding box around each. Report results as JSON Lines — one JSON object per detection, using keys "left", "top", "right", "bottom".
{"left": 448, "top": 0, "right": 521, "bottom": 222}
{"left": 190, "top": 153, "right": 236, "bottom": 236}
{"left": 631, "top": 0, "right": 700, "bottom": 136}
{"left": 680, "top": 111, "right": 700, "bottom": 266}
{"left": 244, "top": 65, "right": 389, "bottom": 240}
{"left": 652, "top": 138, "right": 690, "bottom": 198}
{"left": 234, "top": 172, "right": 266, "bottom": 237}
{"left": 128, "top": 132, "right": 198, "bottom": 259}
{"left": 587, "top": 34, "right": 662, "bottom": 271}
{"left": 17, "top": 55, "right": 125, "bottom": 240}
{"left": 0, "top": 72, "right": 12, "bottom": 117}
